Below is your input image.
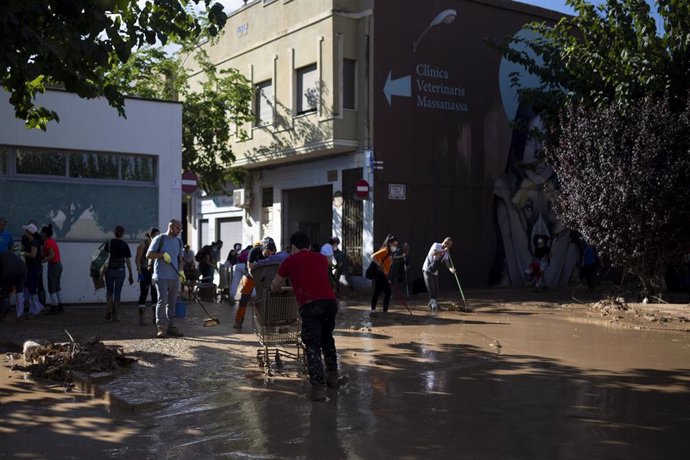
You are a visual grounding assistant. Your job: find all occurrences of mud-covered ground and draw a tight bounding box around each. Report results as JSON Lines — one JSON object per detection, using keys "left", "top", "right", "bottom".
{"left": 1, "top": 288, "right": 689, "bottom": 459}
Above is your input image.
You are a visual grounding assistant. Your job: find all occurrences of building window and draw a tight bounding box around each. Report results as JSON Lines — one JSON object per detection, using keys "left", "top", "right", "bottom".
{"left": 69, "top": 152, "right": 119, "bottom": 180}
{"left": 16, "top": 149, "right": 67, "bottom": 176}
{"left": 254, "top": 80, "right": 273, "bottom": 127}
{"left": 1, "top": 145, "right": 159, "bottom": 241}
{"left": 0, "top": 146, "right": 8, "bottom": 174}
{"left": 296, "top": 64, "right": 318, "bottom": 115}
{"left": 262, "top": 187, "right": 274, "bottom": 207}
{"left": 343, "top": 59, "right": 356, "bottom": 110}
{"left": 120, "top": 156, "right": 156, "bottom": 182}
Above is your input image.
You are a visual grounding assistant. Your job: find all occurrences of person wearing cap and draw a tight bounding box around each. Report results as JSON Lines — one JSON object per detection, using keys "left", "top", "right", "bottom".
{"left": 0, "top": 217, "right": 13, "bottom": 254}
{"left": 147, "top": 219, "right": 185, "bottom": 338}
{"left": 234, "top": 237, "right": 276, "bottom": 329}
{"left": 135, "top": 227, "right": 160, "bottom": 325}
{"left": 270, "top": 231, "right": 339, "bottom": 401}
{"left": 370, "top": 234, "right": 399, "bottom": 314}
{"left": 20, "top": 223, "right": 44, "bottom": 317}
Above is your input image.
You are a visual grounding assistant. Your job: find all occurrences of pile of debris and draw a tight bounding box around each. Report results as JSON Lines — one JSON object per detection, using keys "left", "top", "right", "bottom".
{"left": 590, "top": 297, "right": 629, "bottom": 317}
{"left": 11, "top": 335, "right": 136, "bottom": 383}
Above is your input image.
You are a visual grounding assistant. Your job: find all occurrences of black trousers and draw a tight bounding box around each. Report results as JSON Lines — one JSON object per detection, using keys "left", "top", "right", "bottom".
{"left": 300, "top": 299, "right": 338, "bottom": 385}
{"left": 371, "top": 270, "right": 391, "bottom": 311}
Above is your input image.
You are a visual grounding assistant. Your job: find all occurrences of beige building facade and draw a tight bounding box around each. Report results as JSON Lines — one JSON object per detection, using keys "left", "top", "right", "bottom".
{"left": 189, "top": 0, "right": 375, "bottom": 275}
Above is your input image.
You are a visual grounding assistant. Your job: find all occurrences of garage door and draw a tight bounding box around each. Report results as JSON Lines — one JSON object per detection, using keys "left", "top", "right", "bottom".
{"left": 217, "top": 217, "right": 242, "bottom": 261}
{"left": 199, "top": 219, "right": 210, "bottom": 251}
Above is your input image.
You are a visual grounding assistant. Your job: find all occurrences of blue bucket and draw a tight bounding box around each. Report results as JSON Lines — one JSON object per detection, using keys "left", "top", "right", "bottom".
{"left": 175, "top": 301, "right": 187, "bottom": 318}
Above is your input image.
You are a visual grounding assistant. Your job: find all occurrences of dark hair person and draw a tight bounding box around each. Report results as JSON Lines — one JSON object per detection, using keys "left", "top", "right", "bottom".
{"left": 104, "top": 225, "right": 134, "bottom": 321}
{"left": 370, "top": 234, "right": 399, "bottom": 313}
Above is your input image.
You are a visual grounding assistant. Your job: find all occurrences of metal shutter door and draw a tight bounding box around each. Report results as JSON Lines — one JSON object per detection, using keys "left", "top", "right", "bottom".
{"left": 218, "top": 217, "right": 242, "bottom": 261}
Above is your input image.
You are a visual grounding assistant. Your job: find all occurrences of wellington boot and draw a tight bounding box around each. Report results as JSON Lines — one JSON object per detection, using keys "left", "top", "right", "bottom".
{"left": 309, "top": 383, "right": 327, "bottom": 402}
{"left": 105, "top": 300, "right": 113, "bottom": 321}
{"left": 111, "top": 302, "right": 120, "bottom": 322}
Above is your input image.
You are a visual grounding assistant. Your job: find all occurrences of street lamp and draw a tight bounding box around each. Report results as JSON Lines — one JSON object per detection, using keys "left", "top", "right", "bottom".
{"left": 413, "top": 9, "right": 457, "bottom": 53}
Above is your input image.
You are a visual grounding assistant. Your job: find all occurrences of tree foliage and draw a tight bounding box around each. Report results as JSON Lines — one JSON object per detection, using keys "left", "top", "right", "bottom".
{"left": 499, "top": 0, "right": 690, "bottom": 126}
{"left": 106, "top": 44, "right": 253, "bottom": 193}
{"left": 547, "top": 97, "right": 690, "bottom": 294}
{"left": 0, "top": 0, "right": 227, "bottom": 130}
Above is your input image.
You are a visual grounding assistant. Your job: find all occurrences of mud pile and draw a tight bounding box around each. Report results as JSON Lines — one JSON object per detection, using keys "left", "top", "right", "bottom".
{"left": 13, "top": 337, "right": 136, "bottom": 383}
{"left": 590, "top": 297, "right": 629, "bottom": 316}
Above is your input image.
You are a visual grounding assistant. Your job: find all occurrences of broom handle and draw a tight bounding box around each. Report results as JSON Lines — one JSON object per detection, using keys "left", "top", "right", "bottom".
{"left": 448, "top": 254, "right": 468, "bottom": 307}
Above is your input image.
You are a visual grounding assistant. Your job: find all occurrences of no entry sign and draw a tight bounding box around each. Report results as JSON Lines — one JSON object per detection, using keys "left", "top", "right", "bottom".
{"left": 355, "top": 179, "right": 370, "bottom": 198}
{"left": 181, "top": 171, "right": 198, "bottom": 194}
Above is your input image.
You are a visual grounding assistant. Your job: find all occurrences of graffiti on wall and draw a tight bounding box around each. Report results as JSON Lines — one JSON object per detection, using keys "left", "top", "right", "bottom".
{"left": 490, "top": 29, "right": 580, "bottom": 287}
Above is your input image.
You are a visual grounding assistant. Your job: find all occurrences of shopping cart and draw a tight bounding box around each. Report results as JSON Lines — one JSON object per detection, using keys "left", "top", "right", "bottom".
{"left": 251, "top": 263, "right": 305, "bottom": 375}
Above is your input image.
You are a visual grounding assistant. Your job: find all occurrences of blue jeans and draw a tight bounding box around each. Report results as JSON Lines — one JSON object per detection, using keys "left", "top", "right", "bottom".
{"left": 105, "top": 268, "right": 126, "bottom": 302}
{"left": 300, "top": 299, "right": 338, "bottom": 385}
{"left": 154, "top": 277, "right": 179, "bottom": 327}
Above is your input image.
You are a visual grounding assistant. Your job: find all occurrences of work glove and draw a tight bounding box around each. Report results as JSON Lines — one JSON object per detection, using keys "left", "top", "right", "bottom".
{"left": 162, "top": 252, "right": 171, "bottom": 264}
{"left": 449, "top": 267, "right": 456, "bottom": 274}
{"left": 138, "top": 272, "right": 144, "bottom": 282}
{"left": 179, "top": 271, "right": 187, "bottom": 285}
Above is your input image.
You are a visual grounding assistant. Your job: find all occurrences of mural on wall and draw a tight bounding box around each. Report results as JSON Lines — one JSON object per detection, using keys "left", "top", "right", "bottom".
{"left": 490, "top": 29, "right": 580, "bottom": 287}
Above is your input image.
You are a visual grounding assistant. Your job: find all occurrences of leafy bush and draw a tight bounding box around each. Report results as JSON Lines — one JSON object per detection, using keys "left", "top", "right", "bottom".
{"left": 546, "top": 96, "right": 690, "bottom": 294}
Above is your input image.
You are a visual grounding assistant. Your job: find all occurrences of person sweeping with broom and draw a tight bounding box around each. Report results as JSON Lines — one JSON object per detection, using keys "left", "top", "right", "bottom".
{"left": 147, "top": 219, "right": 185, "bottom": 338}
{"left": 422, "top": 237, "right": 456, "bottom": 311}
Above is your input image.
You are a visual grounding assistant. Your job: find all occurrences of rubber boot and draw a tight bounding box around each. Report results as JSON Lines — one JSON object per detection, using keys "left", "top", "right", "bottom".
{"left": 105, "top": 299, "right": 113, "bottom": 321}
{"left": 138, "top": 307, "right": 146, "bottom": 326}
{"left": 234, "top": 305, "right": 247, "bottom": 329}
{"left": 16, "top": 292, "right": 25, "bottom": 319}
{"left": 112, "top": 301, "right": 120, "bottom": 322}
{"left": 30, "top": 295, "right": 44, "bottom": 316}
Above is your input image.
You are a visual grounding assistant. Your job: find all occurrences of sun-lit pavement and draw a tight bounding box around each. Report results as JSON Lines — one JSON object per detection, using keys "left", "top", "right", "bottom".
{"left": 1, "top": 289, "right": 689, "bottom": 459}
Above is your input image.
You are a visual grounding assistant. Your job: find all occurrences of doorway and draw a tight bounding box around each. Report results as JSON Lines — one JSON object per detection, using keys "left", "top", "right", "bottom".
{"left": 282, "top": 185, "right": 333, "bottom": 248}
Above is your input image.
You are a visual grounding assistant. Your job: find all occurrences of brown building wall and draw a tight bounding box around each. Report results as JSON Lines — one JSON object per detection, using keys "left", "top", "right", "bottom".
{"left": 372, "top": 0, "right": 563, "bottom": 289}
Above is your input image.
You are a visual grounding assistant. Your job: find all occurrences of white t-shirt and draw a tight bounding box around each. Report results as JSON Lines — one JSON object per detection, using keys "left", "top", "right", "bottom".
{"left": 422, "top": 242, "right": 448, "bottom": 275}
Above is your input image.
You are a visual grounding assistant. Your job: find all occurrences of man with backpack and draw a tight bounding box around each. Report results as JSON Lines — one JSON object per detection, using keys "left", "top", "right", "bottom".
{"left": 147, "top": 219, "right": 185, "bottom": 338}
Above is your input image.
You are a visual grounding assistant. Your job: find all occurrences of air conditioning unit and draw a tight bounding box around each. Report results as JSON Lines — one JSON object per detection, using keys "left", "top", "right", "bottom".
{"left": 233, "top": 188, "right": 252, "bottom": 208}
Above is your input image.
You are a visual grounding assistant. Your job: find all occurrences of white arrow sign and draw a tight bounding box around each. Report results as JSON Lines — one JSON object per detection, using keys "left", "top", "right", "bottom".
{"left": 384, "top": 71, "right": 411, "bottom": 106}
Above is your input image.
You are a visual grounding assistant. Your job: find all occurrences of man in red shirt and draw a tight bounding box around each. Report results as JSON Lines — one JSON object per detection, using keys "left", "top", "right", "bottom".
{"left": 271, "top": 231, "right": 338, "bottom": 401}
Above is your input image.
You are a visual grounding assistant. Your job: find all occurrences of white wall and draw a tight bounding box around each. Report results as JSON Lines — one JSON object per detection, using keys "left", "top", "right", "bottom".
{"left": 0, "top": 90, "right": 183, "bottom": 303}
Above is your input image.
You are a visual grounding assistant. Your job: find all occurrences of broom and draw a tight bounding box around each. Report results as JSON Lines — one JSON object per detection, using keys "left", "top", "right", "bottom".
{"left": 447, "top": 254, "right": 471, "bottom": 312}
{"left": 167, "top": 260, "right": 221, "bottom": 327}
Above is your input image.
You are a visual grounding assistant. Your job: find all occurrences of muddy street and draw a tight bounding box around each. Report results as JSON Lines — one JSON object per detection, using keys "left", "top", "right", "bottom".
{"left": 1, "top": 292, "right": 689, "bottom": 459}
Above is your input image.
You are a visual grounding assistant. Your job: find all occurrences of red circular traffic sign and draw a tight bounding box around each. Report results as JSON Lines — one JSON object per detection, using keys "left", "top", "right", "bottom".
{"left": 181, "top": 171, "right": 198, "bottom": 194}
{"left": 355, "top": 179, "right": 369, "bottom": 198}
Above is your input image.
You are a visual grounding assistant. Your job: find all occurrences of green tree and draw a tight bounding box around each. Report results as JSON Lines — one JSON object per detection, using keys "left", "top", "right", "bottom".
{"left": 0, "top": 0, "right": 227, "bottom": 130}
{"left": 498, "top": 0, "right": 690, "bottom": 125}
{"left": 106, "top": 43, "right": 253, "bottom": 193}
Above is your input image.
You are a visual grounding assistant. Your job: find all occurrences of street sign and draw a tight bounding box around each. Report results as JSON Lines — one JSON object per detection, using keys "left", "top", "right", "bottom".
{"left": 181, "top": 171, "right": 198, "bottom": 194}
{"left": 355, "top": 179, "right": 370, "bottom": 198}
{"left": 388, "top": 183, "right": 406, "bottom": 200}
